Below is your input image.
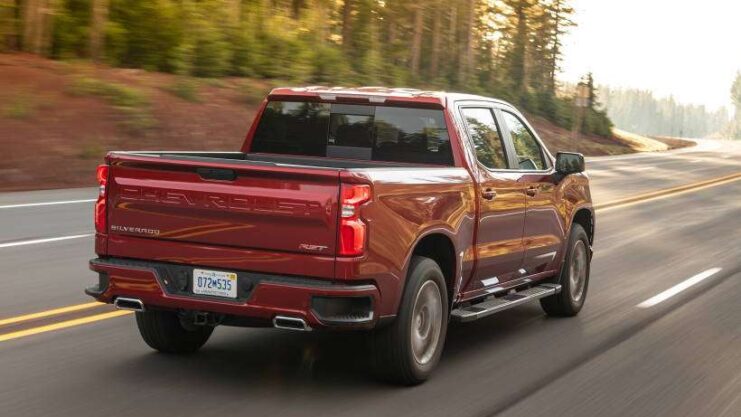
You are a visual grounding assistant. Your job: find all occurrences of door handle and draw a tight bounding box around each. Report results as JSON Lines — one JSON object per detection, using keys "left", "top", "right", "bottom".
{"left": 481, "top": 188, "right": 497, "bottom": 200}
{"left": 526, "top": 186, "right": 538, "bottom": 197}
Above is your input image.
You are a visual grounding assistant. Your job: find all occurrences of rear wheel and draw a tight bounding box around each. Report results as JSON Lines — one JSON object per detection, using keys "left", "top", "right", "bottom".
{"left": 135, "top": 310, "right": 213, "bottom": 354}
{"left": 371, "top": 256, "right": 449, "bottom": 385}
{"left": 540, "top": 223, "right": 591, "bottom": 317}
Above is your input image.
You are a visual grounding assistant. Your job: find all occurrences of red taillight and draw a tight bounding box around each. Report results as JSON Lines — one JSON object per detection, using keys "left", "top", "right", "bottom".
{"left": 338, "top": 184, "right": 371, "bottom": 256}
{"left": 95, "top": 164, "right": 109, "bottom": 233}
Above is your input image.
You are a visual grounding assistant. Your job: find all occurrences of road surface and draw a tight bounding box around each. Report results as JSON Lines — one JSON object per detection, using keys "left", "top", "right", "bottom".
{"left": 0, "top": 140, "right": 739, "bottom": 417}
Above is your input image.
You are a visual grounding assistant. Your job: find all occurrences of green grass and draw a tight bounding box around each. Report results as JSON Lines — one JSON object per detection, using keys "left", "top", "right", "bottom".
{"left": 163, "top": 78, "right": 201, "bottom": 102}
{"left": 238, "top": 79, "right": 271, "bottom": 105}
{"left": 2, "top": 94, "right": 36, "bottom": 119}
{"left": 69, "top": 77, "right": 149, "bottom": 108}
{"left": 68, "top": 76, "right": 156, "bottom": 133}
{"left": 77, "top": 141, "right": 104, "bottom": 159}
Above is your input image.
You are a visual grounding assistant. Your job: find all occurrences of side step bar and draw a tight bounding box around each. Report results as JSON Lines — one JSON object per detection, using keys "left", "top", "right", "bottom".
{"left": 451, "top": 284, "right": 561, "bottom": 323}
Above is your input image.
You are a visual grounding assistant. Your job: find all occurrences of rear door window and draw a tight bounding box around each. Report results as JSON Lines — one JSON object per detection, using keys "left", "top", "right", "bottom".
{"left": 251, "top": 101, "right": 453, "bottom": 166}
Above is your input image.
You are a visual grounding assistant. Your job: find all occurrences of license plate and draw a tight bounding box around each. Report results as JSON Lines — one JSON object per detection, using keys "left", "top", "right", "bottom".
{"left": 193, "top": 269, "right": 237, "bottom": 298}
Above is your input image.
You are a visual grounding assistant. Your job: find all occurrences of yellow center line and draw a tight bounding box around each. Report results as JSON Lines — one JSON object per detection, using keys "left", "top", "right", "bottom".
{"left": 595, "top": 172, "right": 741, "bottom": 212}
{"left": 0, "top": 311, "right": 133, "bottom": 342}
{"left": 0, "top": 302, "right": 105, "bottom": 326}
{"left": 1, "top": 171, "right": 740, "bottom": 343}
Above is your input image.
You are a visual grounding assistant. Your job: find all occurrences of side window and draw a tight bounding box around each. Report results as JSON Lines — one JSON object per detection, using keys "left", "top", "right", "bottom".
{"left": 461, "top": 108, "right": 508, "bottom": 169}
{"left": 501, "top": 111, "right": 548, "bottom": 170}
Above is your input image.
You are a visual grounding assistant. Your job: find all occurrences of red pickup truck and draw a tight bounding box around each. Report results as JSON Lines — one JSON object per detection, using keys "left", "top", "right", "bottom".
{"left": 86, "top": 87, "right": 594, "bottom": 384}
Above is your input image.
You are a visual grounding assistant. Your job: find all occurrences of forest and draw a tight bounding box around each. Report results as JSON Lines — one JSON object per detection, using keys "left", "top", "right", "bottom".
{"left": 0, "top": 0, "right": 613, "bottom": 136}
{"left": 599, "top": 86, "right": 732, "bottom": 139}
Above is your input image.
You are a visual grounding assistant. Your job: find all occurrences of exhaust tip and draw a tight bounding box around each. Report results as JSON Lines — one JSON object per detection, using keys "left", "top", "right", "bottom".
{"left": 273, "top": 315, "right": 311, "bottom": 332}
{"left": 114, "top": 297, "right": 145, "bottom": 312}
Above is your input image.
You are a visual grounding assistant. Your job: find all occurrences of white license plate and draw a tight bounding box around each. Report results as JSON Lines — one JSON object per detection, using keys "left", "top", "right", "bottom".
{"left": 193, "top": 269, "right": 237, "bottom": 298}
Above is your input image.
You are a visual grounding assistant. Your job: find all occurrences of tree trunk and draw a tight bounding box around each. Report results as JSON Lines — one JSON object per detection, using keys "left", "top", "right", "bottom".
{"left": 22, "top": 0, "right": 55, "bottom": 55}
{"left": 447, "top": 2, "right": 457, "bottom": 79}
{"left": 341, "top": 0, "right": 353, "bottom": 51}
{"left": 409, "top": 4, "right": 424, "bottom": 77}
{"left": 314, "top": 0, "right": 328, "bottom": 42}
{"left": 0, "top": 0, "right": 19, "bottom": 50}
{"left": 459, "top": 0, "right": 475, "bottom": 83}
{"left": 227, "top": 0, "right": 242, "bottom": 26}
{"left": 90, "top": 0, "right": 109, "bottom": 62}
{"left": 429, "top": 2, "right": 442, "bottom": 79}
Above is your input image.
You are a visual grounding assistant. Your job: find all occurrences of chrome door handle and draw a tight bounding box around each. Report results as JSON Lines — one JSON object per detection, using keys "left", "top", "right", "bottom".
{"left": 482, "top": 188, "right": 497, "bottom": 200}
{"left": 526, "top": 187, "right": 538, "bottom": 197}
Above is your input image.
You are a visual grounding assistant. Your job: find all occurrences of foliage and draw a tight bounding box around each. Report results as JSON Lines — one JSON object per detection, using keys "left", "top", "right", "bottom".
{"left": 164, "top": 78, "right": 201, "bottom": 102}
{"left": 15, "top": 0, "right": 614, "bottom": 137}
{"left": 69, "top": 76, "right": 148, "bottom": 107}
{"left": 68, "top": 76, "right": 155, "bottom": 132}
{"left": 2, "top": 93, "right": 37, "bottom": 119}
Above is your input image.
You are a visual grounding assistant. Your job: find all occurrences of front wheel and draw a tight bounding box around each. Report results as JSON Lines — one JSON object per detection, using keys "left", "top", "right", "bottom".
{"left": 371, "top": 256, "right": 449, "bottom": 385}
{"left": 135, "top": 310, "right": 213, "bottom": 354}
{"left": 540, "top": 223, "right": 591, "bottom": 317}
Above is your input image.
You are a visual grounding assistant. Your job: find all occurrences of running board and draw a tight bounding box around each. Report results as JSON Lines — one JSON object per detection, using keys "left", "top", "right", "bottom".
{"left": 451, "top": 284, "right": 561, "bottom": 322}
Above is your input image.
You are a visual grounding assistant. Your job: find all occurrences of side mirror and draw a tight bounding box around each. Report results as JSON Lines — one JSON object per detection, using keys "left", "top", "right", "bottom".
{"left": 556, "top": 152, "right": 585, "bottom": 175}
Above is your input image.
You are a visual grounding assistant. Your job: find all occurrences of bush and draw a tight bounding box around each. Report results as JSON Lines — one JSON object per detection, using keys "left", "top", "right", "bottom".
{"left": 68, "top": 76, "right": 155, "bottom": 133}
{"left": 164, "top": 78, "right": 200, "bottom": 102}
{"left": 2, "top": 94, "right": 36, "bottom": 119}
{"left": 69, "top": 77, "right": 149, "bottom": 108}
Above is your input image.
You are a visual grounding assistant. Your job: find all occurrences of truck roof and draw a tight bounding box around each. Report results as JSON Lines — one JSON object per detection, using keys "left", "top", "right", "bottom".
{"left": 268, "top": 86, "right": 514, "bottom": 109}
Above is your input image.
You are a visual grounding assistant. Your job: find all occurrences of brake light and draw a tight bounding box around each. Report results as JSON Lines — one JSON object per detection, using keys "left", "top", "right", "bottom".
{"left": 338, "top": 184, "right": 371, "bottom": 256}
{"left": 95, "top": 164, "right": 109, "bottom": 233}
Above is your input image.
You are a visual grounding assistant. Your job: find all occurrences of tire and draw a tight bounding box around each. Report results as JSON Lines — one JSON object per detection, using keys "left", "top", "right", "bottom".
{"left": 371, "top": 256, "right": 449, "bottom": 385}
{"left": 135, "top": 310, "right": 213, "bottom": 354}
{"left": 540, "top": 223, "right": 591, "bottom": 317}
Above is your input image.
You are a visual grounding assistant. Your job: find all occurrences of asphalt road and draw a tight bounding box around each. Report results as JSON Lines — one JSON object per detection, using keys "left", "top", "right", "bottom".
{"left": 0, "top": 139, "right": 739, "bottom": 417}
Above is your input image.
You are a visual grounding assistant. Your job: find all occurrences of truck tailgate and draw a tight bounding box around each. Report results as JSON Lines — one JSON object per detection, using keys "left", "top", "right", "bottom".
{"left": 106, "top": 153, "right": 340, "bottom": 257}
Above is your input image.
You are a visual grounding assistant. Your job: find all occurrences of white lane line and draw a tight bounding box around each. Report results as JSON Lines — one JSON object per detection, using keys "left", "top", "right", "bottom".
{"left": 636, "top": 267, "right": 722, "bottom": 308}
{"left": 0, "top": 199, "right": 96, "bottom": 209}
{"left": 0, "top": 234, "right": 94, "bottom": 249}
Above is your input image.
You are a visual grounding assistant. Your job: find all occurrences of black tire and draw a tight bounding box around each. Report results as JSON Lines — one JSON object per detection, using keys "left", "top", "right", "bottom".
{"left": 371, "top": 256, "right": 449, "bottom": 385}
{"left": 540, "top": 223, "right": 591, "bottom": 317}
{"left": 135, "top": 310, "right": 213, "bottom": 354}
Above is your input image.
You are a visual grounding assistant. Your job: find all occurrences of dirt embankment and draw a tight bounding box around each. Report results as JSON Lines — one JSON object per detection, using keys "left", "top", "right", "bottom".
{"left": 0, "top": 53, "right": 684, "bottom": 192}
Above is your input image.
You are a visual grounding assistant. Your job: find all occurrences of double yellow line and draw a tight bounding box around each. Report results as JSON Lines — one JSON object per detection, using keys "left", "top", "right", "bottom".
{"left": 0, "top": 302, "right": 132, "bottom": 342}
{"left": 1, "top": 171, "right": 740, "bottom": 343}
{"left": 594, "top": 172, "right": 741, "bottom": 212}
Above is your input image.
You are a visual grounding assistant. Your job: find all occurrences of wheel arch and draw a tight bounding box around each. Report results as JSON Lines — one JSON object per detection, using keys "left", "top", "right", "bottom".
{"left": 407, "top": 231, "right": 458, "bottom": 311}
{"left": 571, "top": 206, "right": 595, "bottom": 245}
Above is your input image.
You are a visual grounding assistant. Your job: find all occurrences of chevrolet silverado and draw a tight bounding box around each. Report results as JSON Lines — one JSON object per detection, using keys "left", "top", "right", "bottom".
{"left": 86, "top": 87, "right": 594, "bottom": 384}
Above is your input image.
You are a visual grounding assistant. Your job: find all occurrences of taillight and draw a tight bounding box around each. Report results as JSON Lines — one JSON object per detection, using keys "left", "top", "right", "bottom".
{"left": 338, "top": 184, "right": 371, "bottom": 256}
{"left": 95, "top": 164, "right": 109, "bottom": 233}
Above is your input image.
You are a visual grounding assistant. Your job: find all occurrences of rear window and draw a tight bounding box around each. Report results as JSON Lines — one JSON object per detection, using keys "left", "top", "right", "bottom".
{"left": 250, "top": 101, "right": 453, "bottom": 166}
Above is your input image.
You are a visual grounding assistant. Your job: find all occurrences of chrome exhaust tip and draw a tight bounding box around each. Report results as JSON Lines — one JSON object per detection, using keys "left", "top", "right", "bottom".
{"left": 273, "top": 315, "right": 311, "bottom": 332}
{"left": 114, "top": 297, "right": 145, "bottom": 312}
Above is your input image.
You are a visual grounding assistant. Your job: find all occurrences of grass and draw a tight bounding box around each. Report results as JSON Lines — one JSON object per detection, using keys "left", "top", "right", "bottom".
{"left": 68, "top": 76, "right": 156, "bottom": 133}
{"left": 68, "top": 77, "right": 149, "bottom": 108}
{"left": 163, "top": 78, "right": 201, "bottom": 102}
{"left": 612, "top": 128, "right": 668, "bottom": 152}
{"left": 238, "top": 79, "right": 272, "bottom": 105}
{"left": 2, "top": 94, "right": 36, "bottom": 119}
{"left": 77, "top": 141, "right": 104, "bottom": 159}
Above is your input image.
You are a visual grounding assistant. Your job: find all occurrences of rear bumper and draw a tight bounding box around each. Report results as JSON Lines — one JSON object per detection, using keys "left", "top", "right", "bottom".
{"left": 87, "top": 257, "right": 380, "bottom": 330}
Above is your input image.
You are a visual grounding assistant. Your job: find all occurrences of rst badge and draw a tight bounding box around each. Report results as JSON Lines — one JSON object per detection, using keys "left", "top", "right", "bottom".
{"left": 298, "top": 243, "right": 328, "bottom": 252}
